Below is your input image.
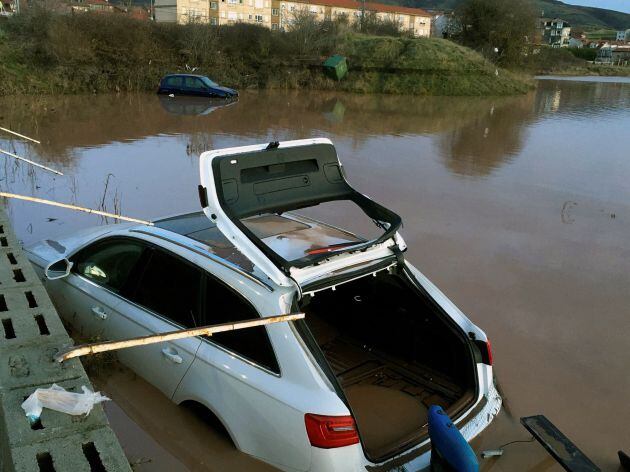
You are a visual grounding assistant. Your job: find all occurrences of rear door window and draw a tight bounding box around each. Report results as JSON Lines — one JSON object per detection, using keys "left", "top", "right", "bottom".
{"left": 165, "top": 76, "right": 183, "bottom": 88}
{"left": 184, "top": 77, "right": 206, "bottom": 92}
{"left": 130, "top": 249, "right": 202, "bottom": 328}
{"left": 203, "top": 275, "right": 279, "bottom": 374}
{"left": 71, "top": 239, "right": 145, "bottom": 293}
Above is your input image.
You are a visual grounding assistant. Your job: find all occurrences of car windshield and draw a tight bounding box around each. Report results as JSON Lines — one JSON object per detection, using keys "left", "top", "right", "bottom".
{"left": 200, "top": 76, "right": 219, "bottom": 88}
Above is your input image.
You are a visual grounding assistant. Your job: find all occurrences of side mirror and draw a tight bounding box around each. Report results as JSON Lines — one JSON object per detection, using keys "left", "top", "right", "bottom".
{"left": 45, "top": 258, "right": 73, "bottom": 280}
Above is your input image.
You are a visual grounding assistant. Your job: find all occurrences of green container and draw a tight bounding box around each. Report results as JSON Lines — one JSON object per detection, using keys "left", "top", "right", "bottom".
{"left": 322, "top": 55, "right": 348, "bottom": 81}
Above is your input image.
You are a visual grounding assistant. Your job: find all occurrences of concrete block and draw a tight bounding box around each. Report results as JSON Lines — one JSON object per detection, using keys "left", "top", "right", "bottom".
{"left": 0, "top": 249, "right": 40, "bottom": 289}
{"left": 0, "top": 284, "right": 57, "bottom": 319}
{"left": 0, "top": 308, "right": 69, "bottom": 350}
{"left": 0, "top": 208, "right": 130, "bottom": 471}
{"left": 0, "top": 342, "right": 82, "bottom": 391}
{"left": 0, "top": 219, "right": 20, "bottom": 252}
{"left": 8, "top": 426, "right": 131, "bottom": 472}
{"left": 0, "top": 377, "right": 109, "bottom": 449}
{"left": 0, "top": 285, "right": 70, "bottom": 352}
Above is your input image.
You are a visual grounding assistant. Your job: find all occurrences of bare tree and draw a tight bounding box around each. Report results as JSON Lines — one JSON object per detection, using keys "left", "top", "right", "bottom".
{"left": 454, "top": 0, "right": 536, "bottom": 66}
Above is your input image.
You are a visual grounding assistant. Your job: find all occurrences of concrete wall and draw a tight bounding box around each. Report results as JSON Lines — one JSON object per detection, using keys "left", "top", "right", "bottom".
{"left": 0, "top": 208, "right": 131, "bottom": 472}
{"left": 155, "top": 0, "right": 177, "bottom": 23}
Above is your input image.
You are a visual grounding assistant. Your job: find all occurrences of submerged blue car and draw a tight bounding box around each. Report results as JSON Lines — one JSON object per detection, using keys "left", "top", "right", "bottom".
{"left": 157, "top": 74, "right": 238, "bottom": 98}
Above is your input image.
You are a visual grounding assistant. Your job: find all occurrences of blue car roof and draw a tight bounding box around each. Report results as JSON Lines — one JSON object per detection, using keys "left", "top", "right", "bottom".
{"left": 162, "top": 74, "right": 208, "bottom": 79}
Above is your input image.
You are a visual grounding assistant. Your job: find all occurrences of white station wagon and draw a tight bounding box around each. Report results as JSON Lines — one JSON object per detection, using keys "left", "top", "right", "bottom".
{"left": 26, "top": 139, "right": 501, "bottom": 471}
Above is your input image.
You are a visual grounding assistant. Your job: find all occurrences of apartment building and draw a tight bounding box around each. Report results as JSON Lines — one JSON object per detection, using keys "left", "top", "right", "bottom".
{"left": 276, "top": 0, "right": 430, "bottom": 36}
{"left": 539, "top": 18, "right": 571, "bottom": 47}
{"left": 176, "top": 0, "right": 431, "bottom": 37}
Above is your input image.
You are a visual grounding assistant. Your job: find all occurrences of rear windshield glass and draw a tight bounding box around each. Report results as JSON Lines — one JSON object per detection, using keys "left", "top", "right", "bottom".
{"left": 238, "top": 202, "right": 379, "bottom": 264}
{"left": 201, "top": 76, "right": 219, "bottom": 87}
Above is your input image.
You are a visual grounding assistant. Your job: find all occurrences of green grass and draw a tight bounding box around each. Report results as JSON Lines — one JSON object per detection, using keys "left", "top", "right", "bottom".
{"left": 337, "top": 35, "right": 533, "bottom": 95}
{"left": 584, "top": 29, "right": 618, "bottom": 40}
{"left": 0, "top": 13, "right": 532, "bottom": 97}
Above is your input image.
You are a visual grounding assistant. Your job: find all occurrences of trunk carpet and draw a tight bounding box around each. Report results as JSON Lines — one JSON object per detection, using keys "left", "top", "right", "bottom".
{"left": 309, "top": 314, "right": 461, "bottom": 459}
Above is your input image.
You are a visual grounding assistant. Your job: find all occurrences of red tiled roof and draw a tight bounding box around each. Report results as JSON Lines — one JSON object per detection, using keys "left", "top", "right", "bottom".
{"left": 294, "top": 0, "right": 431, "bottom": 17}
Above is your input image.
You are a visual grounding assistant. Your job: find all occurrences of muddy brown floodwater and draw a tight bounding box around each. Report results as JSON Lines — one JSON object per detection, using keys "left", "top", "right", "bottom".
{"left": 1, "top": 78, "right": 629, "bottom": 471}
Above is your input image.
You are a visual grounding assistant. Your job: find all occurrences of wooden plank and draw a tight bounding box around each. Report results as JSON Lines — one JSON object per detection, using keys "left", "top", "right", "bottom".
{"left": 0, "top": 149, "right": 63, "bottom": 175}
{"left": 0, "top": 126, "right": 41, "bottom": 144}
{"left": 55, "top": 313, "right": 305, "bottom": 362}
{"left": 0, "top": 192, "right": 153, "bottom": 226}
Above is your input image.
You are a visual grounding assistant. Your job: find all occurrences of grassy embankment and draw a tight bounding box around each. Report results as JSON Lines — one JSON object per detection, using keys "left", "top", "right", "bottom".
{"left": 0, "top": 11, "right": 532, "bottom": 96}
{"left": 518, "top": 47, "right": 630, "bottom": 77}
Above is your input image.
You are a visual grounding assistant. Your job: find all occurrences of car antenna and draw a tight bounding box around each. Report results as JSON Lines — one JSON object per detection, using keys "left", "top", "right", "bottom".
{"left": 0, "top": 192, "right": 154, "bottom": 226}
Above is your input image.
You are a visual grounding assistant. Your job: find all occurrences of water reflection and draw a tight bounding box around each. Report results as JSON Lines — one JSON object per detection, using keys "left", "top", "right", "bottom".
{"left": 1, "top": 92, "right": 532, "bottom": 165}
{"left": 158, "top": 95, "right": 238, "bottom": 116}
{"left": 439, "top": 94, "right": 535, "bottom": 177}
{"left": 534, "top": 79, "right": 630, "bottom": 118}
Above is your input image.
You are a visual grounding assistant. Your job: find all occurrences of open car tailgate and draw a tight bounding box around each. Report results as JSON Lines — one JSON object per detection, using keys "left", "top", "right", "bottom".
{"left": 198, "top": 138, "right": 405, "bottom": 287}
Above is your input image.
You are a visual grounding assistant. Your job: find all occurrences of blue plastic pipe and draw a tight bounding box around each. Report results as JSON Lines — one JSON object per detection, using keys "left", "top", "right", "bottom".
{"left": 428, "top": 405, "right": 479, "bottom": 472}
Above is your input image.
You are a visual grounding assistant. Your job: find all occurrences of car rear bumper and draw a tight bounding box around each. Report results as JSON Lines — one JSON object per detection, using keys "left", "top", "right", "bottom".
{"left": 309, "top": 366, "right": 501, "bottom": 472}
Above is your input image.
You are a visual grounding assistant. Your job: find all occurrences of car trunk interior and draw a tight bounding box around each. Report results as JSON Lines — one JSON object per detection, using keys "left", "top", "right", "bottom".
{"left": 299, "top": 269, "right": 477, "bottom": 462}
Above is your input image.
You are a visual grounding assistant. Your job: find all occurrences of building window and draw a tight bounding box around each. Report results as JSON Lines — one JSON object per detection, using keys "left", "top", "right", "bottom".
{"left": 210, "top": 1, "right": 217, "bottom": 8}
{"left": 272, "top": 8, "right": 278, "bottom": 15}
{"left": 255, "top": 14, "right": 263, "bottom": 22}
{"left": 272, "top": 23, "right": 278, "bottom": 29}
{"left": 210, "top": 16, "right": 218, "bottom": 24}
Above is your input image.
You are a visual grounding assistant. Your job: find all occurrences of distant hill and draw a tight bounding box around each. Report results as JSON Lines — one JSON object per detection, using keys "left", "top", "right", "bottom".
{"left": 385, "top": 0, "right": 630, "bottom": 30}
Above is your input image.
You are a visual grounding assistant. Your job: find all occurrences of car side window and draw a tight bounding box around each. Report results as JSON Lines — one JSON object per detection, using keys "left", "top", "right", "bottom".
{"left": 72, "top": 239, "right": 145, "bottom": 293}
{"left": 130, "top": 249, "right": 201, "bottom": 329}
{"left": 203, "top": 275, "right": 280, "bottom": 374}
{"left": 165, "top": 76, "right": 182, "bottom": 87}
{"left": 184, "top": 77, "right": 197, "bottom": 89}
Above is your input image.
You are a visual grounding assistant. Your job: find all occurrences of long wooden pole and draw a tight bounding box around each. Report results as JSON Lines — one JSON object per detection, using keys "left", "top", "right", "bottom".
{"left": 0, "top": 126, "right": 41, "bottom": 144}
{"left": 0, "top": 149, "right": 63, "bottom": 175}
{"left": 0, "top": 192, "right": 154, "bottom": 226}
{"left": 55, "top": 313, "right": 305, "bottom": 362}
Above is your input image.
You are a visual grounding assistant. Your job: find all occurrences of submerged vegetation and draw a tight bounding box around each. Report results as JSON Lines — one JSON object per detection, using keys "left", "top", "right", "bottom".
{"left": 0, "top": 10, "right": 532, "bottom": 96}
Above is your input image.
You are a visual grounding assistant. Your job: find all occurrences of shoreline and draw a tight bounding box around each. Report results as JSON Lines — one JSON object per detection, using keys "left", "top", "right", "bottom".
{"left": 0, "top": 14, "right": 533, "bottom": 97}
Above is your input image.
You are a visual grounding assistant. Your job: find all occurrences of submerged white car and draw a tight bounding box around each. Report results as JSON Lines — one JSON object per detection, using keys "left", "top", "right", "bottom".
{"left": 26, "top": 138, "right": 500, "bottom": 471}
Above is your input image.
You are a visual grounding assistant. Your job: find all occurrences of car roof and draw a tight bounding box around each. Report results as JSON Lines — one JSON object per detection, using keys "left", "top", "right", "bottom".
{"left": 150, "top": 211, "right": 363, "bottom": 275}
{"left": 162, "top": 74, "right": 208, "bottom": 79}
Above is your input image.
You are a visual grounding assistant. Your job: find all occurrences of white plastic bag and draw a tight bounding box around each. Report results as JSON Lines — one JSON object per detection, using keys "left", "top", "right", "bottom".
{"left": 21, "top": 384, "right": 110, "bottom": 422}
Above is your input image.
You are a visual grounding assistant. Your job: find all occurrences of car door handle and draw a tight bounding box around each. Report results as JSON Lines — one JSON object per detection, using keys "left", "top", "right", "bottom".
{"left": 91, "top": 306, "right": 108, "bottom": 320}
{"left": 161, "top": 347, "right": 183, "bottom": 364}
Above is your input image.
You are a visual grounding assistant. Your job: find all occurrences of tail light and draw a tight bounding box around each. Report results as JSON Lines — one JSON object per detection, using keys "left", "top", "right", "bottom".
{"left": 475, "top": 339, "right": 493, "bottom": 365}
{"left": 304, "top": 414, "right": 359, "bottom": 449}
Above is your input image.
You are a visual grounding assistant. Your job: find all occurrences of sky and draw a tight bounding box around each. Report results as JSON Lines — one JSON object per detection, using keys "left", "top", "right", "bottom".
{"left": 561, "top": 0, "right": 630, "bottom": 14}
